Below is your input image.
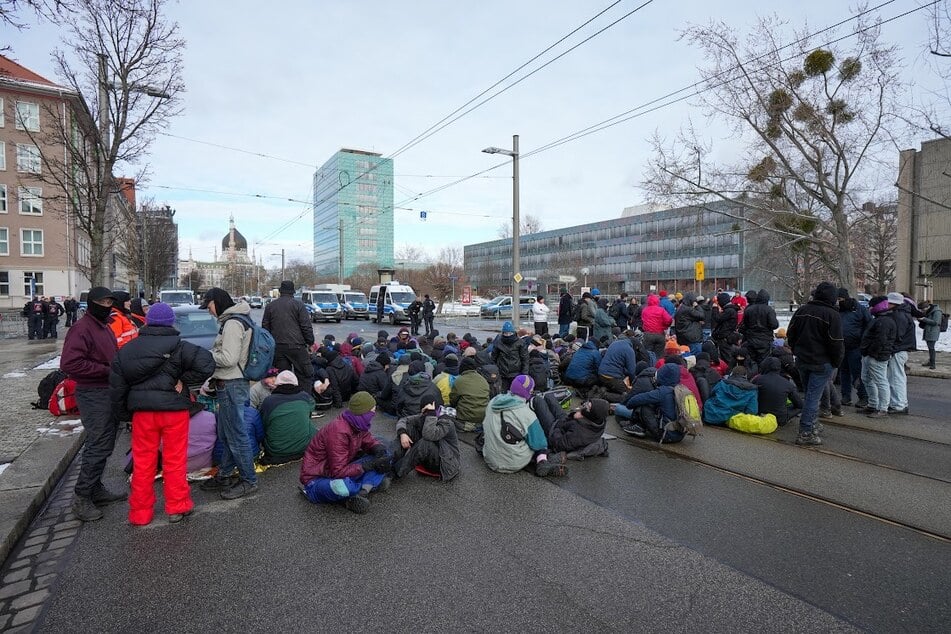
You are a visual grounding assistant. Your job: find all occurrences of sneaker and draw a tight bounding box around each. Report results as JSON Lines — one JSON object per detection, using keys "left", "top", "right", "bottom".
{"left": 795, "top": 432, "right": 822, "bottom": 446}
{"left": 887, "top": 407, "right": 909, "bottom": 415}
{"left": 200, "top": 475, "right": 236, "bottom": 491}
{"left": 72, "top": 495, "right": 104, "bottom": 522}
{"left": 345, "top": 492, "right": 371, "bottom": 514}
{"left": 168, "top": 509, "right": 193, "bottom": 524}
{"left": 830, "top": 409, "right": 844, "bottom": 417}
{"left": 818, "top": 410, "right": 833, "bottom": 420}
{"left": 863, "top": 407, "right": 876, "bottom": 415}
{"left": 375, "top": 476, "right": 392, "bottom": 493}
{"left": 310, "top": 410, "right": 325, "bottom": 419}
{"left": 867, "top": 410, "right": 889, "bottom": 419}
{"left": 854, "top": 400, "right": 868, "bottom": 409}
{"left": 813, "top": 422, "right": 824, "bottom": 435}
{"left": 535, "top": 460, "right": 568, "bottom": 477}
{"left": 220, "top": 480, "right": 258, "bottom": 500}
{"left": 841, "top": 400, "right": 853, "bottom": 407}
{"left": 622, "top": 423, "right": 647, "bottom": 438}
{"left": 90, "top": 486, "right": 128, "bottom": 506}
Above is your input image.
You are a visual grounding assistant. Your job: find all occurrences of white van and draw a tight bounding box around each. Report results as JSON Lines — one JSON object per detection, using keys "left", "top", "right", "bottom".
{"left": 339, "top": 290, "right": 370, "bottom": 320}
{"left": 159, "top": 290, "right": 195, "bottom": 307}
{"left": 298, "top": 289, "right": 342, "bottom": 323}
{"left": 368, "top": 283, "right": 416, "bottom": 325}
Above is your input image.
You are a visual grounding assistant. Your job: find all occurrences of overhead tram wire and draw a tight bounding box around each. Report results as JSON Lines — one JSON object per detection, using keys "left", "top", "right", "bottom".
{"left": 396, "top": 0, "right": 921, "bottom": 207}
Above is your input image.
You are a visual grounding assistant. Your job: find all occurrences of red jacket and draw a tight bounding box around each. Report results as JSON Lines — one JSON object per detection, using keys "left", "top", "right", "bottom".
{"left": 61, "top": 314, "right": 118, "bottom": 387}
{"left": 640, "top": 295, "right": 673, "bottom": 334}
{"left": 299, "top": 414, "right": 382, "bottom": 484}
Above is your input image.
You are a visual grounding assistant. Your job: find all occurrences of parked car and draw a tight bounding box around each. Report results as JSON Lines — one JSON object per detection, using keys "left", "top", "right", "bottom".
{"left": 173, "top": 305, "right": 218, "bottom": 350}
{"left": 249, "top": 296, "right": 263, "bottom": 309}
{"left": 480, "top": 295, "right": 536, "bottom": 319}
{"left": 856, "top": 292, "right": 872, "bottom": 308}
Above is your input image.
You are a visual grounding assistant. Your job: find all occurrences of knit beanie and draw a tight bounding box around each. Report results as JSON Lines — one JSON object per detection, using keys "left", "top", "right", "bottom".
{"left": 584, "top": 398, "right": 610, "bottom": 425}
{"left": 348, "top": 391, "right": 376, "bottom": 415}
{"left": 463, "top": 346, "right": 478, "bottom": 358}
{"left": 444, "top": 353, "right": 459, "bottom": 367}
{"left": 376, "top": 352, "right": 391, "bottom": 367}
{"left": 274, "top": 370, "right": 298, "bottom": 387}
{"left": 409, "top": 360, "right": 426, "bottom": 375}
{"left": 502, "top": 321, "right": 515, "bottom": 333}
{"left": 146, "top": 302, "right": 175, "bottom": 327}
{"left": 509, "top": 374, "right": 534, "bottom": 400}
{"left": 460, "top": 357, "right": 478, "bottom": 373}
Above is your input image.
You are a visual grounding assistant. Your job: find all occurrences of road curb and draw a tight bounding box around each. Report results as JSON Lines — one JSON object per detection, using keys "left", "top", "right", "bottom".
{"left": 0, "top": 430, "right": 85, "bottom": 566}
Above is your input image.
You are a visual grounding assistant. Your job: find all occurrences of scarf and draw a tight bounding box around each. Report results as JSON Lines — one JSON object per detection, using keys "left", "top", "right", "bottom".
{"left": 343, "top": 410, "right": 374, "bottom": 432}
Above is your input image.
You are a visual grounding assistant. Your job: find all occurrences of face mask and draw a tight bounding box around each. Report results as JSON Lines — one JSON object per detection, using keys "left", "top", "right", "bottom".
{"left": 88, "top": 302, "right": 112, "bottom": 322}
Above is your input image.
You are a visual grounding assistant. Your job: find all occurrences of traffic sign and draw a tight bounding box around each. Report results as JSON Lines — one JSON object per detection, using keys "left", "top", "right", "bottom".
{"left": 461, "top": 285, "right": 472, "bottom": 305}
{"left": 695, "top": 260, "right": 705, "bottom": 281}
{"left": 513, "top": 273, "right": 523, "bottom": 283}
{"left": 558, "top": 275, "right": 577, "bottom": 284}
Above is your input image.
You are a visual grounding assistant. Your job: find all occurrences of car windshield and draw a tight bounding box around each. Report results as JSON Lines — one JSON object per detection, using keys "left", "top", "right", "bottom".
{"left": 389, "top": 292, "right": 416, "bottom": 304}
{"left": 161, "top": 292, "right": 193, "bottom": 305}
{"left": 486, "top": 296, "right": 507, "bottom": 306}
{"left": 345, "top": 293, "right": 366, "bottom": 303}
{"left": 175, "top": 311, "right": 218, "bottom": 336}
{"left": 313, "top": 293, "right": 337, "bottom": 304}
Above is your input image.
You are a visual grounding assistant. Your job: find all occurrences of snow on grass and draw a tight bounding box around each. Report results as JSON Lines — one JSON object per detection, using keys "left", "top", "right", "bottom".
{"left": 33, "top": 356, "right": 61, "bottom": 370}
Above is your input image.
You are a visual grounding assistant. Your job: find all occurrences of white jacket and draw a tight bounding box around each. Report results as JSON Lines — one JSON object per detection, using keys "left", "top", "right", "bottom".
{"left": 531, "top": 302, "right": 550, "bottom": 323}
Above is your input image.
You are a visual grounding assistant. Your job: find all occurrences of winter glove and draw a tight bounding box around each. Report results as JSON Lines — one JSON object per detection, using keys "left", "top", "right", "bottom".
{"left": 369, "top": 444, "right": 387, "bottom": 457}
{"left": 367, "top": 455, "right": 392, "bottom": 474}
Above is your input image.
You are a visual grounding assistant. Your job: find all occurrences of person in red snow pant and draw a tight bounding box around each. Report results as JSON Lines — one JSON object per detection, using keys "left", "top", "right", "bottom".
{"left": 128, "top": 410, "right": 193, "bottom": 526}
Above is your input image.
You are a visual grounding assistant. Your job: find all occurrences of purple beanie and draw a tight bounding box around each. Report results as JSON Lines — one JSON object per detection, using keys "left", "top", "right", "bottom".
{"left": 146, "top": 302, "right": 175, "bottom": 327}
{"left": 509, "top": 374, "right": 535, "bottom": 400}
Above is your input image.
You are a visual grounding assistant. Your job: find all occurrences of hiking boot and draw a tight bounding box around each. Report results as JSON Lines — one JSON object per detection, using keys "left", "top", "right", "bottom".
{"left": 220, "top": 480, "right": 258, "bottom": 500}
{"left": 310, "top": 410, "right": 325, "bottom": 419}
{"left": 854, "top": 399, "right": 868, "bottom": 409}
{"left": 841, "top": 400, "right": 853, "bottom": 407}
{"left": 168, "top": 510, "right": 193, "bottom": 524}
{"left": 90, "top": 486, "right": 128, "bottom": 506}
{"left": 535, "top": 460, "right": 568, "bottom": 477}
{"left": 199, "top": 475, "right": 236, "bottom": 491}
{"left": 887, "top": 407, "right": 909, "bottom": 415}
{"left": 72, "top": 495, "right": 104, "bottom": 522}
{"left": 830, "top": 409, "right": 844, "bottom": 417}
{"left": 621, "top": 423, "right": 647, "bottom": 438}
{"left": 375, "top": 476, "right": 392, "bottom": 493}
{"left": 345, "top": 492, "right": 371, "bottom": 514}
{"left": 795, "top": 432, "right": 822, "bottom": 446}
{"left": 867, "top": 410, "right": 889, "bottom": 419}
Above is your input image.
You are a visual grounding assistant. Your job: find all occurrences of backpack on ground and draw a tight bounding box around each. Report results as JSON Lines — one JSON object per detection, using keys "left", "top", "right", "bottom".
{"left": 32, "top": 370, "right": 66, "bottom": 410}
{"left": 664, "top": 384, "right": 703, "bottom": 439}
{"left": 48, "top": 378, "right": 79, "bottom": 416}
{"left": 941, "top": 313, "right": 949, "bottom": 333}
{"left": 222, "top": 314, "right": 276, "bottom": 381}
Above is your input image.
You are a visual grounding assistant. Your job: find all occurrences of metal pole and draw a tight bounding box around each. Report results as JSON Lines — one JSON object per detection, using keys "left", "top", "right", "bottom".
{"left": 281, "top": 249, "right": 285, "bottom": 282}
{"left": 512, "top": 134, "right": 520, "bottom": 297}
{"left": 338, "top": 217, "right": 344, "bottom": 284}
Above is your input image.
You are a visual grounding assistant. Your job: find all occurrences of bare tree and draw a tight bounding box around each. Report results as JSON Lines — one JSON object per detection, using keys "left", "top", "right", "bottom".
{"left": 344, "top": 262, "right": 381, "bottom": 293}
{"left": 419, "top": 247, "right": 464, "bottom": 314}
{"left": 119, "top": 201, "right": 177, "bottom": 296}
{"left": 180, "top": 270, "right": 202, "bottom": 294}
{"left": 281, "top": 259, "right": 319, "bottom": 290}
{"left": 394, "top": 244, "right": 427, "bottom": 264}
{"left": 496, "top": 213, "right": 544, "bottom": 239}
{"left": 643, "top": 14, "right": 902, "bottom": 292}
{"left": 21, "top": 0, "right": 184, "bottom": 287}
{"left": 0, "top": 0, "right": 68, "bottom": 30}
{"left": 852, "top": 201, "right": 897, "bottom": 294}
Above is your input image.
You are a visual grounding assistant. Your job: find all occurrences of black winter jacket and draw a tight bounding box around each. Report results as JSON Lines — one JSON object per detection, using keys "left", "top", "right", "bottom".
{"left": 674, "top": 293, "right": 705, "bottom": 345}
{"left": 839, "top": 298, "right": 873, "bottom": 349}
{"left": 110, "top": 325, "right": 215, "bottom": 417}
{"left": 787, "top": 283, "right": 844, "bottom": 368}
{"left": 394, "top": 372, "right": 443, "bottom": 417}
{"left": 547, "top": 410, "right": 607, "bottom": 453}
{"left": 689, "top": 359, "right": 722, "bottom": 403}
{"left": 739, "top": 290, "right": 779, "bottom": 351}
{"left": 752, "top": 358, "right": 802, "bottom": 425}
{"left": 357, "top": 360, "right": 393, "bottom": 405}
{"left": 262, "top": 295, "right": 314, "bottom": 347}
{"left": 492, "top": 333, "right": 529, "bottom": 378}
{"left": 322, "top": 356, "right": 358, "bottom": 406}
{"left": 712, "top": 303, "right": 739, "bottom": 342}
{"left": 558, "top": 293, "right": 574, "bottom": 325}
{"left": 860, "top": 313, "right": 897, "bottom": 361}
{"left": 891, "top": 303, "right": 918, "bottom": 353}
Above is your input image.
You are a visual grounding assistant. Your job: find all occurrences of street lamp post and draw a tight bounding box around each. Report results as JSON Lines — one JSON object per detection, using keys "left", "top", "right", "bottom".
{"left": 271, "top": 249, "right": 285, "bottom": 282}
{"left": 482, "top": 135, "right": 520, "bottom": 297}
{"left": 582, "top": 267, "right": 589, "bottom": 289}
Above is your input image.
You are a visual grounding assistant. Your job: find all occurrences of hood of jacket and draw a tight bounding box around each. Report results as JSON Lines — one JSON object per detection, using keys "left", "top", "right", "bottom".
{"left": 683, "top": 292, "right": 697, "bottom": 305}
{"left": 217, "top": 300, "right": 252, "bottom": 323}
{"left": 581, "top": 340, "right": 598, "bottom": 351}
{"left": 647, "top": 294, "right": 660, "bottom": 307}
{"left": 811, "top": 282, "right": 838, "bottom": 307}
{"left": 363, "top": 360, "right": 384, "bottom": 375}
{"left": 716, "top": 292, "right": 731, "bottom": 308}
{"left": 759, "top": 357, "right": 781, "bottom": 374}
{"left": 657, "top": 363, "right": 680, "bottom": 386}
{"left": 724, "top": 374, "right": 758, "bottom": 390}
{"left": 839, "top": 297, "right": 858, "bottom": 312}
{"left": 489, "top": 393, "right": 528, "bottom": 412}
{"left": 756, "top": 289, "right": 770, "bottom": 304}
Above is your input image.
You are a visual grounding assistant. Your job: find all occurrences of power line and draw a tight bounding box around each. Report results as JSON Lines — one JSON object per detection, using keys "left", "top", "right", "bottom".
{"left": 157, "top": 132, "right": 314, "bottom": 168}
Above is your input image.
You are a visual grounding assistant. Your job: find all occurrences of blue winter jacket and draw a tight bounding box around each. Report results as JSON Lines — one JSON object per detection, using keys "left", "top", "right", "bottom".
{"left": 623, "top": 363, "right": 680, "bottom": 421}
{"left": 564, "top": 341, "right": 601, "bottom": 382}
{"left": 702, "top": 375, "right": 759, "bottom": 425}
{"left": 839, "top": 299, "right": 872, "bottom": 349}
{"left": 660, "top": 296, "right": 676, "bottom": 317}
{"left": 599, "top": 338, "right": 638, "bottom": 380}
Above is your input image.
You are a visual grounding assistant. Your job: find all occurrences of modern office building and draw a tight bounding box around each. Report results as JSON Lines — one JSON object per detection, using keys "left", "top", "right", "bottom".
{"left": 897, "top": 137, "right": 951, "bottom": 311}
{"left": 464, "top": 200, "right": 781, "bottom": 301}
{"left": 313, "top": 148, "right": 394, "bottom": 278}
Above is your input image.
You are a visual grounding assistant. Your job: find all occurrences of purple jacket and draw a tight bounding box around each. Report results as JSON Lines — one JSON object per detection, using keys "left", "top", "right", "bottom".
{"left": 61, "top": 314, "right": 118, "bottom": 387}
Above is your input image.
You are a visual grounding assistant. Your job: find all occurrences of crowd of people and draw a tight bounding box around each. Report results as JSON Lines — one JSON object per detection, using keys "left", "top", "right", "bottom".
{"left": 57, "top": 278, "right": 942, "bottom": 523}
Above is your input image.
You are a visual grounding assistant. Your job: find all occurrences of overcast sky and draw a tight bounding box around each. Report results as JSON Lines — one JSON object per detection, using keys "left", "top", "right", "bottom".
{"left": 4, "top": 0, "right": 941, "bottom": 269}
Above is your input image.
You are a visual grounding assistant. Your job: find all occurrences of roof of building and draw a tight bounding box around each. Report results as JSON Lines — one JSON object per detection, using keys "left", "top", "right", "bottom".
{"left": 0, "top": 54, "right": 63, "bottom": 89}
{"left": 222, "top": 226, "right": 248, "bottom": 251}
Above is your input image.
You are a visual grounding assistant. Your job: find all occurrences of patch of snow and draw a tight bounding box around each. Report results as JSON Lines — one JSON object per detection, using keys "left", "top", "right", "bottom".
{"left": 37, "top": 419, "right": 84, "bottom": 437}
{"left": 33, "top": 356, "right": 61, "bottom": 370}
{"left": 2, "top": 372, "right": 26, "bottom": 378}
{"left": 0, "top": 463, "right": 9, "bottom": 476}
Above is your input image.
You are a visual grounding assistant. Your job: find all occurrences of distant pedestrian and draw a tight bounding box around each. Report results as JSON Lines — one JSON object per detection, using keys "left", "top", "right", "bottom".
{"left": 110, "top": 302, "right": 215, "bottom": 525}
{"left": 64, "top": 296, "right": 78, "bottom": 327}
{"left": 739, "top": 290, "right": 779, "bottom": 369}
{"left": 918, "top": 300, "right": 944, "bottom": 370}
{"left": 262, "top": 280, "right": 315, "bottom": 388}
{"left": 61, "top": 287, "right": 125, "bottom": 522}
{"left": 640, "top": 294, "right": 673, "bottom": 362}
{"left": 422, "top": 294, "right": 436, "bottom": 335}
{"left": 860, "top": 296, "right": 897, "bottom": 418}
{"left": 557, "top": 288, "right": 573, "bottom": 338}
{"left": 26, "top": 295, "right": 46, "bottom": 340}
{"left": 376, "top": 289, "right": 386, "bottom": 323}
{"left": 532, "top": 295, "right": 550, "bottom": 336}
{"left": 837, "top": 288, "right": 872, "bottom": 408}
{"left": 786, "top": 282, "right": 844, "bottom": 446}
{"left": 886, "top": 292, "right": 915, "bottom": 415}
{"left": 609, "top": 293, "right": 629, "bottom": 330}
{"left": 407, "top": 298, "right": 422, "bottom": 336}
{"left": 44, "top": 298, "right": 65, "bottom": 339}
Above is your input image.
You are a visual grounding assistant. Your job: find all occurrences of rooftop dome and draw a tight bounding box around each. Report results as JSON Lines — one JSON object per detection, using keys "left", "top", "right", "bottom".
{"left": 222, "top": 222, "right": 248, "bottom": 251}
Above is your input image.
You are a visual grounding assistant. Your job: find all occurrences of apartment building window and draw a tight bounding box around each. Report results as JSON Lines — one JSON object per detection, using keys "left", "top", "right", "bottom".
{"left": 15, "top": 101, "right": 40, "bottom": 131}
{"left": 0, "top": 141, "right": 5, "bottom": 170}
{"left": 0, "top": 185, "right": 6, "bottom": 213}
{"left": 0, "top": 271, "right": 9, "bottom": 296}
{"left": 16, "top": 144, "right": 41, "bottom": 173}
{"left": 21, "top": 229, "right": 43, "bottom": 256}
{"left": 0, "top": 227, "right": 7, "bottom": 255}
{"left": 0, "top": 97, "right": 4, "bottom": 127}
{"left": 18, "top": 187, "right": 42, "bottom": 215}
{"left": 23, "top": 271, "right": 43, "bottom": 296}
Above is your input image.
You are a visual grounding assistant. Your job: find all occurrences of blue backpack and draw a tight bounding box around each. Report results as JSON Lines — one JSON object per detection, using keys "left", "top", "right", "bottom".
{"left": 221, "top": 314, "right": 276, "bottom": 381}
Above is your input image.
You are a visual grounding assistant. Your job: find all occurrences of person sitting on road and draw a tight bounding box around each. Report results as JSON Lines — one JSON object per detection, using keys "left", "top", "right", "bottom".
{"left": 480, "top": 375, "right": 568, "bottom": 477}
{"left": 614, "top": 363, "right": 685, "bottom": 443}
{"left": 752, "top": 357, "right": 802, "bottom": 426}
{"left": 322, "top": 347, "right": 358, "bottom": 408}
{"left": 250, "top": 367, "right": 281, "bottom": 410}
{"left": 450, "top": 357, "right": 491, "bottom": 432}
{"left": 562, "top": 339, "right": 601, "bottom": 393}
{"left": 259, "top": 371, "right": 317, "bottom": 465}
{"left": 433, "top": 353, "right": 461, "bottom": 402}
{"left": 391, "top": 396, "right": 461, "bottom": 481}
{"left": 358, "top": 352, "right": 395, "bottom": 414}
{"left": 298, "top": 392, "right": 392, "bottom": 514}
{"left": 394, "top": 360, "right": 443, "bottom": 417}
{"left": 339, "top": 342, "right": 365, "bottom": 378}
{"left": 527, "top": 337, "right": 551, "bottom": 392}
{"left": 689, "top": 352, "right": 722, "bottom": 403}
{"left": 532, "top": 393, "right": 610, "bottom": 460}
{"left": 598, "top": 336, "right": 641, "bottom": 403}
{"left": 492, "top": 321, "right": 529, "bottom": 388}
{"left": 657, "top": 355, "right": 703, "bottom": 410}
{"left": 702, "top": 366, "right": 759, "bottom": 426}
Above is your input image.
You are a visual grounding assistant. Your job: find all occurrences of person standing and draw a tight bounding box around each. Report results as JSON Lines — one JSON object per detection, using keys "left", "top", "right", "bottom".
{"left": 837, "top": 288, "right": 872, "bottom": 407}
{"left": 422, "top": 294, "right": 436, "bottom": 336}
{"left": 44, "top": 297, "right": 65, "bottom": 340}
{"left": 61, "top": 287, "right": 126, "bottom": 521}
{"left": 262, "top": 280, "right": 315, "bottom": 388}
{"left": 738, "top": 290, "right": 779, "bottom": 369}
{"left": 886, "top": 292, "right": 915, "bottom": 415}
{"left": 532, "top": 295, "right": 550, "bottom": 336}
{"left": 919, "top": 300, "right": 944, "bottom": 370}
{"left": 640, "top": 293, "right": 673, "bottom": 363}
{"left": 786, "top": 282, "right": 844, "bottom": 446}
{"left": 199, "top": 288, "right": 258, "bottom": 499}
{"left": 110, "top": 302, "right": 215, "bottom": 525}
{"left": 557, "top": 289, "right": 573, "bottom": 338}
{"left": 63, "top": 296, "right": 76, "bottom": 327}
{"left": 376, "top": 288, "right": 386, "bottom": 324}
{"left": 674, "top": 292, "right": 706, "bottom": 356}
{"left": 108, "top": 291, "right": 142, "bottom": 348}
{"left": 407, "top": 298, "right": 422, "bottom": 336}
{"left": 859, "top": 296, "right": 897, "bottom": 419}
{"left": 609, "top": 293, "right": 629, "bottom": 330}
{"left": 26, "top": 295, "right": 46, "bottom": 340}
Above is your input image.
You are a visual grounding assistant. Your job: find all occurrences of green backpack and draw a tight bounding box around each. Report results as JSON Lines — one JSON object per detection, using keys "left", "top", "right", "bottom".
{"left": 663, "top": 384, "right": 703, "bottom": 440}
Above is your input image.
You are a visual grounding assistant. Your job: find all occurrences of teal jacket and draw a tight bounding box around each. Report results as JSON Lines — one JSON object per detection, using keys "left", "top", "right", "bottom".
{"left": 481, "top": 393, "right": 547, "bottom": 473}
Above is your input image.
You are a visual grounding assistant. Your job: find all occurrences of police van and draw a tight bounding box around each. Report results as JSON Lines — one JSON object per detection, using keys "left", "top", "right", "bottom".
{"left": 368, "top": 282, "right": 416, "bottom": 325}
{"left": 298, "top": 289, "right": 342, "bottom": 323}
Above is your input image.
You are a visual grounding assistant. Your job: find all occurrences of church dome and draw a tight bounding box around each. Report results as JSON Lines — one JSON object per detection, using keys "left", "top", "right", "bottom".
{"left": 222, "top": 225, "right": 248, "bottom": 251}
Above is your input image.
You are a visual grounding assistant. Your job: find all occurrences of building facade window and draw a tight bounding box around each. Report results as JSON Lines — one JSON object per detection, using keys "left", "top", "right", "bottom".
{"left": 0, "top": 140, "right": 5, "bottom": 170}
{"left": 18, "top": 187, "right": 42, "bottom": 215}
{"left": 16, "top": 144, "right": 41, "bottom": 173}
{"left": 0, "top": 271, "right": 9, "bottom": 296}
{"left": 22, "top": 271, "right": 43, "bottom": 296}
{"left": 21, "top": 229, "right": 43, "bottom": 256}
{"left": 0, "top": 185, "right": 6, "bottom": 213}
{"left": 0, "top": 97, "right": 4, "bottom": 127}
{"left": 15, "top": 101, "right": 40, "bottom": 131}
{"left": 0, "top": 227, "right": 7, "bottom": 255}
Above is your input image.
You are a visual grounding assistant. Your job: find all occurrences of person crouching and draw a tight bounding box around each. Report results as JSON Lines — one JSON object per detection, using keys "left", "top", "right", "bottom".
{"left": 298, "top": 392, "right": 392, "bottom": 514}
{"left": 391, "top": 396, "right": 461, "bottom": 481}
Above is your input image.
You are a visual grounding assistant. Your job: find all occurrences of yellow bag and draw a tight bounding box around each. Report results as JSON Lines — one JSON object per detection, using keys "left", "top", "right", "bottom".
{"left": 727, "top": 412, "right": 778, "bottom": 435}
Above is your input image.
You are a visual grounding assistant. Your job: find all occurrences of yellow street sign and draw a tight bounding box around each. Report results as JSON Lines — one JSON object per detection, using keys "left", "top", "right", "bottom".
{"left": 695, "top": 260, "right": 705, "bottom": 281}
{"left": 513, "top": 273, "right": 523, "bottom": 283}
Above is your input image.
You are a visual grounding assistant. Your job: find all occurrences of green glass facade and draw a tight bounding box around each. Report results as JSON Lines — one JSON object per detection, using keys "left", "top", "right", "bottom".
{"left": 313, "top": 149, "right": 394, "bottom": 277}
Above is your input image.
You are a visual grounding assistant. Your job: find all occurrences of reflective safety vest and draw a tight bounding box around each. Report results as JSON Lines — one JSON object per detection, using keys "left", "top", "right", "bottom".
{"left": 109, "top": 309, "right": 140, "bottom": 348}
